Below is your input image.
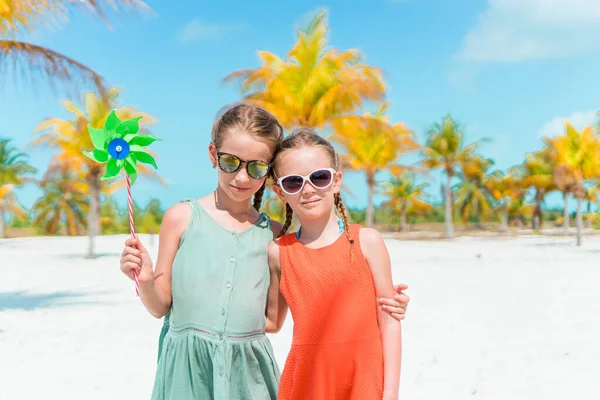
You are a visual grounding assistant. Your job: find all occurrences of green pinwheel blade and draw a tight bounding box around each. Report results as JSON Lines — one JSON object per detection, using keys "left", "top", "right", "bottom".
{"left": 131, "top": 148, "right": 158, "bottom": 169}
{"left": 88, "top": 125, "right": 109, "bottom": 150}
{"left": 117, "top": 116, "right": 143, "bottom": 136}
{"left": 104, "top": 110, "right": 122, "bottom": 133}
{"left": 124, "top": 153, "right": 138, "bottom": 185}
{"left": 126, "top": 134, "right": 161, "bottom": 147}
{"left": 83, "top": 149, "right": 109, "bottom": 163}
{"left": 101, "top": 158, "right": 125, "bottom": 181}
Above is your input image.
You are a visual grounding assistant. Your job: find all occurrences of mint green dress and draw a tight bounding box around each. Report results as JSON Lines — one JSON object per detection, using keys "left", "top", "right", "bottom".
{"left": 151, "top": 199, "right": 280, "bottom": 400}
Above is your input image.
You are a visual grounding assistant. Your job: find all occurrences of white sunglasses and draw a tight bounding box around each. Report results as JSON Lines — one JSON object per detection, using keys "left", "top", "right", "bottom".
{"left": 276, "top": 168, "right": 336, "bottom": 195}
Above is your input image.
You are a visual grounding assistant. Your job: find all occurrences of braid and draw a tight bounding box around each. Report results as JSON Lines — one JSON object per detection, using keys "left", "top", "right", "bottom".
{"left": 253, "top": 182, "right": 266, "bottom": 212}
{"left": 278, "top": 203, "right": 294, "bottom": 238}
{"left": 334, "top": 193, "right": 354, "bottom": 245}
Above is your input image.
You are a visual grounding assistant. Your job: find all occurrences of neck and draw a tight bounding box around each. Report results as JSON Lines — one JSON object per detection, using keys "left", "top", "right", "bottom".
{"left": 296, "top": 209, "right": 339, "bottom": 241}
{"left": 214, "top": 186, "right": 255, "bottom": 217}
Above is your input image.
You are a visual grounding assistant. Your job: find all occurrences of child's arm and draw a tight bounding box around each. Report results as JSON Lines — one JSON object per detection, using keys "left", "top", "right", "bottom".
{"left": 121, "top": 203, "right": 190, "bottom": 318}
{"left": 265, "top": 239, "right": 289, "bottom": 333}
{"left": 360, "top": 228, "right": 402, "bottom": 400}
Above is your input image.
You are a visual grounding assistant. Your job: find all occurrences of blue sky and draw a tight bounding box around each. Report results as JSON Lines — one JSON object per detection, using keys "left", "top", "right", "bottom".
{"left": 3, "top": 0, "right": 600, "bottom": 212}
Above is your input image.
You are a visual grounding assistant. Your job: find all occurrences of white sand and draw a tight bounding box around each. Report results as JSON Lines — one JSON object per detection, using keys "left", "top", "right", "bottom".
{"left": 1, "top": 233, "right": 598, "bottom": 399}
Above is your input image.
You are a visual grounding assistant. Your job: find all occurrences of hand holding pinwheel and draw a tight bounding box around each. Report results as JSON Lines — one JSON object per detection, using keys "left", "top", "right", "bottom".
{"left": 83, "top": 110, "right": 160, "bottom": 295}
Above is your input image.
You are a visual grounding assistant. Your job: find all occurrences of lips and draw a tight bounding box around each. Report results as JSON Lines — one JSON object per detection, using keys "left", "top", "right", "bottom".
{"left": 301, "top": 198, "right": 320, "bottom": 205}
{"left": 231, "top": 185, "right": 251, "bottom": 192}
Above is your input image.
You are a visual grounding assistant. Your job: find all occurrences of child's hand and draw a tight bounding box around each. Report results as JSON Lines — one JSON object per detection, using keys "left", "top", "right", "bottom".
{"left": 379, "top": 283, "right": 410, "bottom": 321}
{"left": 120, "top": 237, "right": 154, "bottom": 284}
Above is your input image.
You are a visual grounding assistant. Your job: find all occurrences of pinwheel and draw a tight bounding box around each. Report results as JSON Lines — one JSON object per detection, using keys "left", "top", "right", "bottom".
{"left": 83, "top": 110, "right": 161, "bottom": 295}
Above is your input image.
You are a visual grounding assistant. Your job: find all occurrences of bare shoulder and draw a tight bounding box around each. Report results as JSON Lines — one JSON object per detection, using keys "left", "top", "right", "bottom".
{"left": 269, "top": 219, "right": 284, "bottom": 239}
{"left": 267, "top": 238, "right": 281, "bottom": 261}
{"left": 267, "top": 238, "right": 281, "bottom": 272}
{"left": 358, "top": 227, "right": 388, "bottom": 258}
{"left": 161, "top": 202, "right": 193, "bottom": 234}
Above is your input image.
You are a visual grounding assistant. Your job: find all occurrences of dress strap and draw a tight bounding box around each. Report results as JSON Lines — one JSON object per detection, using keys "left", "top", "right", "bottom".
{"left": 177, "top": 198, "right": 200, "bottom": 245}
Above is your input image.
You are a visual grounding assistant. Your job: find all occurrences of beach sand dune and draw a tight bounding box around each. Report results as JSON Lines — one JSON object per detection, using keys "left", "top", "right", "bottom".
{"left": 1, "top": 234, "right": 598, "bottom": 399}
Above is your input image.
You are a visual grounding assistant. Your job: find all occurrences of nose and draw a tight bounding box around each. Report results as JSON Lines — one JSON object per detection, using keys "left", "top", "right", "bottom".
{"left": 235, "top": 163, "right": 250, "bottom": 184}
{"left": 301, "top": 178, "right": 317, "bottom": 195}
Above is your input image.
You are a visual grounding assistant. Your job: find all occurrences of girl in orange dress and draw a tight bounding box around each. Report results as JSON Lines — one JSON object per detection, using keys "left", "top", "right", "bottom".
{"left": 266, "top": 128, "right": 402, "bottom": 400}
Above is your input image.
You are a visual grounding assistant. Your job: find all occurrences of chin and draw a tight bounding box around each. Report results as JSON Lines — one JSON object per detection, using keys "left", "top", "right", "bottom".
{"left": 223, "top": 185, "right": 256, "bottom": 203}
{"left": 296, "top": 202, "right": 330, "bottom": 219}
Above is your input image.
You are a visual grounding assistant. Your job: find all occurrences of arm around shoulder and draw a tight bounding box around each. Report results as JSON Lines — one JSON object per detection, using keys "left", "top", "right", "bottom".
{"left": 265, "top": 239, "right": 288, "bottom": 333}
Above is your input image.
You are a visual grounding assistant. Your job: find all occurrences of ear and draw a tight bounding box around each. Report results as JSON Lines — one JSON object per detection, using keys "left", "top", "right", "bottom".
{"left": 272, "top": 184, "right": 287, "bottom": 203}
{"left": 208, "top": 143, "right": 217, "bottom": 167}
{"left": 332, "top": 170, "right": 343, "bottom": 193}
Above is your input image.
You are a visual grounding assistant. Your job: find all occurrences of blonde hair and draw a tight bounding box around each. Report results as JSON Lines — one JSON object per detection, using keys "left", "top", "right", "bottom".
{"left": 272, "top": 128, "right": 354, "bottom": 246}
{"left": 211, "top": 104, "right": 284, "bottom": 211}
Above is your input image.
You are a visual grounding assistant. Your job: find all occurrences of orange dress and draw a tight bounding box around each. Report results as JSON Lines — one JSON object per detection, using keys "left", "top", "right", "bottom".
{"left": 278, "top": 224, "right": 384, "bottom": 400}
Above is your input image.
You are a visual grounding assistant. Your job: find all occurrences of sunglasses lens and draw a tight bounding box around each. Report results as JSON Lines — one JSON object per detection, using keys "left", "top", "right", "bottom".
{"left": 309, "top": 169, "right": 333, "bottom": 188}
{"left": 218, "top": 154, "right": 240, "bottom": 173}
{"left": 248, "top": 161, "right": 270, "bottom": 179}
{"left": 281, "top": 176, "right": 304, "bottom": 194}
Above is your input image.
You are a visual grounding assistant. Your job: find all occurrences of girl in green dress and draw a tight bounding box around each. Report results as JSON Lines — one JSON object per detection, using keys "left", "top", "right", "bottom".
{"left": 119, "top": 104, "right": 410, "bottom": 400}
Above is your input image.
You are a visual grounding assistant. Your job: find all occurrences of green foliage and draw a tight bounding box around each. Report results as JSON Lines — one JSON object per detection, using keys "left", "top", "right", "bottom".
{"left": 8, "top": 211, "right": 32, "bottom": 228}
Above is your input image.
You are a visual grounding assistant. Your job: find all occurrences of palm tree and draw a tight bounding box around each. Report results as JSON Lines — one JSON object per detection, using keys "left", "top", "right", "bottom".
{"left": 507, "top": 196, "right": 535, "bottom": 228}
{"left": 548, "top": 122, "right": 600, "bottom": 246}
{"left": 380, "top": 171, "right": 433, "bottom": 231}
{"left": 30, "top": 88, "right": 162, "bottom": 257}
{"left": 585, "top": 182, "right": 599, "bottom": 214}
{"left": 521, "top": 146, "right": 557, "bottom": 230}
{"left": 485, "top": 166, "right": 524, "bottom": 231}
{"left": 32, "top": 167, "right": 88, "bottom": 235}
{"left": 1, "top": 1, "right": 150, "bottom": 101}
{"left": 331, "top": 104, "right": 418, "bottom": 227}
{"left": 552, "top": 162, "right": 579, "bottom": 234}
{"left": 0, "top": 138, "right": 37, "bottom": 237}
{"left": 223, "top": 10, "right": 386, "bottom": 131}
{"left": 454, "top": 155, "right": 495, "bottom": 228}
{"left": 421, "top": 115, "right": 481, "bottom": 238}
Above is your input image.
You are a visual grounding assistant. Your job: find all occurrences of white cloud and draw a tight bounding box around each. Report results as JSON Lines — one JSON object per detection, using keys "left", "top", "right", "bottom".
{"left": 456, "top": 0, "right": 600, "bottom": 62}
{"left": 538, "top": 110, "right": 598, "bottom": 138}
{"left": 176, "top": 19, "right": 250, "bottom": 43}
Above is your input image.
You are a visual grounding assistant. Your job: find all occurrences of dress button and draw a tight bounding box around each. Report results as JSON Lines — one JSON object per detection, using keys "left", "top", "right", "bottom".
{"left": 221, "top": 308, "right": 226, "bottom": 315}
{"left": 226, "top": 283, "right": 231, "bottom": 288}
{"left": 230, "top": 257, "right": 235, "bottom": 262}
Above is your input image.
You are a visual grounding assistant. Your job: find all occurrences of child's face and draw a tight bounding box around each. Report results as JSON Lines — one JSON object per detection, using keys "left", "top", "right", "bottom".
{"left": 273, "top": 146, "right": 342, "bottom": 221}
{"left": 209, "top": 131, "right": 274, "bottom": 204}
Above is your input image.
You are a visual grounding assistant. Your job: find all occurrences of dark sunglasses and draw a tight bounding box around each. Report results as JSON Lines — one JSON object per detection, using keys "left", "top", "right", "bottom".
{"left": 276, "top": 168, "right": 336, "bottom": 195}
{"left": 216, "top": 152, "right": 271, "bottom": 179}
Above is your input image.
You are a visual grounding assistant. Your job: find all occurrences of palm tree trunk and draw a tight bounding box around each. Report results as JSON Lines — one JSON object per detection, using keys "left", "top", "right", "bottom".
{"left": 400, "top": 208, "right": 408, "bottom": 232}
{"left": 501, "top": 204, "right": 508, "bottom": 231}
{"left": 563, "top": 191, "right": 569, "bottom": 235}
{"left": 533, "top": 190, "right": 543, "bottom": 231}
{"left": 0, "top": 210, "right": 5, "bottom": 238}
{"left": 444, "top": 175, "right": 453, "bottom": 238}
{"left": 366, "top": 175, "right": 375, "bottom": 228}
{"left": 87, "top": 172, "right": 101, "bottom": 258}
{"left": 576, "top": 197, "right": 583, "bottom": 246}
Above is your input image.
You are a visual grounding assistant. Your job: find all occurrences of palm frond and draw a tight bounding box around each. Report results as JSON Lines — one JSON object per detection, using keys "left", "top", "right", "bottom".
{"left": 0, "top": 39, "right": 108, "bottom": 100}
